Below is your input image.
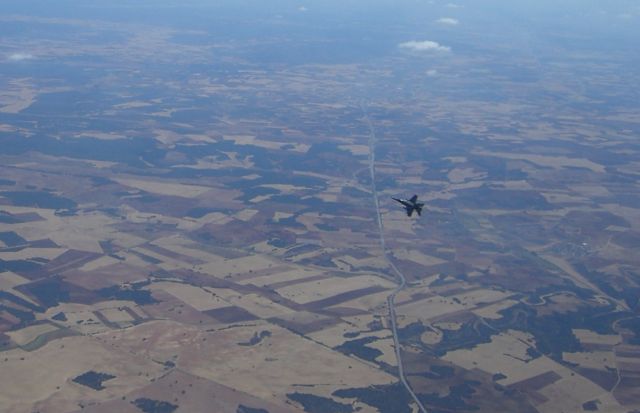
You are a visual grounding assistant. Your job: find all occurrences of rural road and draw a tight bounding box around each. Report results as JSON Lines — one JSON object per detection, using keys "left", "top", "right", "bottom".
{"left": 363, "top": 104, "right": 428, "bottom": 413}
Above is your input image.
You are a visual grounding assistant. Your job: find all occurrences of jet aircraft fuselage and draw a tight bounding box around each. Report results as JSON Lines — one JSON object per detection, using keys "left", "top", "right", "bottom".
{"left": 392, "top": 194, "right": 424, "bottom": 217}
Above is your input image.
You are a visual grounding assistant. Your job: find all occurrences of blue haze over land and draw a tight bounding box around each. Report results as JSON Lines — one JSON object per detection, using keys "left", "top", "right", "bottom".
{"left": 1, "top": 2, "right": 640, "bottom": 411}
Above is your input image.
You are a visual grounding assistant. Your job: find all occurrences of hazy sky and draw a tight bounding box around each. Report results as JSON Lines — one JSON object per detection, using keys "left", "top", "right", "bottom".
{"left": 2, "top": 0, "right": 638, "bottom": 70}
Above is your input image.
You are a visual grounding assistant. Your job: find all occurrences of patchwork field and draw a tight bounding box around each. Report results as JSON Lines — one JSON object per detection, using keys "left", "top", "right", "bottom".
{"left": 1, "top": 2, "right": 640, "bottom": 413}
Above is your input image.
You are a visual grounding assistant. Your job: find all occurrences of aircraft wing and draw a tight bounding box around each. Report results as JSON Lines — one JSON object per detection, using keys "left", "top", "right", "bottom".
{"left": 409, "top": 194, "right": 418, "bottom": 203}
{"left": 393, "top": 197, "right": 410, "bottom": 207}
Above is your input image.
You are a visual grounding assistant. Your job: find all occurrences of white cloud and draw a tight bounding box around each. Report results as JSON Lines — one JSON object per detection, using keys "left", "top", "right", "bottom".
{"left": 398, "top": 40, "right": 451, "bottom": 52}
{"left": 445, "top": 3, "right": 462, "bottom": 8}
{"left": 426, "top": 69, "right": 438, "bottom": 76}
{"left": 298, "top": 6, "right": 308, "bottom": 12}
{"left": 436, "top": 17, "right": 459, "bottom": 25}
{"left": 7, "top": 53, "right": 34, "bottom": 61}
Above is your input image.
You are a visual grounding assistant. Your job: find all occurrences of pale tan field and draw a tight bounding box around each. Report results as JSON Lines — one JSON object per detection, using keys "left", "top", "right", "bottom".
{"left": 574, "top": 329, "right": 622, "bottom": 346}
{"left": 273, "top": 310, "right": 332, "bottom": 326}
{"left": 78, "top": 255, "right": 123, "bottom": 271}
{"left": 494, "top": 180, "right": 534, "bottom": 190}
{"left": 344, "top": 314, "right": 389, "bottom": 331}
{"left": 0, "top": 122, "right": 21, "bottom": 132}
{"left": 570, "top": 184, "right": 612, "bottom": 197}
{"left": 261, "top": 184, "right": 308, "bottom": 193}
{"left": 41, "top": 301, "right": 146, "bottom": 334}
{"left": 276, "top": 275, "right": 395, "bottom": 305}
{"left": 183, "top": 324, "right": 395, "bottom": 404}
{"left": 130, "top": 246, "right": 175, "bottom": 263}
{"left": 537, "top": 377, "right": 624, "bottom": 413}
{"left": 0, "top": 96, "right": 36, "bottom": 113}
{"left": 433, "top": 322, "right": 463, "bottom": 331}
{"left": 395, "top": 176, "right": 433, "bottom": 186}
{"left": 223, "top": 134, "right": 309, "bottom": 152}
{"left": 186, "top": 211, "right": 235, "bottom": 225}
{"left": 206, "top": 289, "right": 294, "bottom": 318}
{"left": 65, "top": 264, "right": 152, "bottom": 291}
{"left": 150, "top": 282, "right": 228, "bottom": 312}
{"left": 394, "top": 315, "right": 420, "bottom": 331}
{"left": 600, "top": 203, "right": 640, "bottom": 231}
{"left": 0, "top": 271, "right": 30, "bottom": 289}
{"left": 444, "top": 180, "right": 485, "bottom": 193}
{"left": 144, "top": 233, "right": 216, "bottom": 261}
{"left": 6, "top": 208, "right": 117, "bottom": 253}
{"left": 542, "top": 255, "right": 625, "bottom": 309}
{"left": 0, "top": 272, "right": 39, "bottom": 306}
{"left": 335, "top": 254, "right": 388, "bottom": 272}
{"left": 96, "top": 320, "right": 395, "bottom": 408}
{"left": 329, "top": 290, "right": 390, "bottom": 313}
{"left": 272, "top": 212, "right": 294, "bottom": 222}
{"left": 295, "top": 213, "right": 327, "bottom": 232}
{"left": 614, "top": 352, "right": 640, "bottom": 368}
{"left": 447, "top": 167, "right": 485, "bottom": 184}
{"left": 112, "top": 100, "right": 153, "bottom": 109}
{"left": 420, "top": 328, "right": 443, "bottom": 345}
{"left": 176, "top": 153, "right": 255, "bottom": 170}
{"left": 380, "top": 214, "right": 419, "bottom": 234}
{"left": 321, "top": 230, "right": 380, "bottom": 251}
{"left": 118, "top": 207, "right": 217, "bottom": 233}
{"left": 541, "top": 192, "right": 593, "bottom": 205}
{"left": 472, "top": 150, "right": 606, "bottom": 173}
{"left": 376, "top": 165, "right": 403, "bottom": 175}
{"left": 338, "top": 144, "right": 370, "bottom": 156}
{"left": 236, "top": 268, "right": 321, "bottom": 287}
{"left": 394, "top": 287, "right": 426, "bottom": 306}
{"left": 306, "top": 315, "right": 395, "bottom": 364}
{"left": 307, "top": 321, "right": 368, "bottom": 348}
{"left": 70, "top": 368, "right": 302, "bottom": 413}
{"left": 368, "top": 336, "right": 398, "bottom": 366}
{"left": 563, "top": 350, "right": 616, "bottom": 371}
{"left": 100, "top": 307, "right": 136, "bottom": 325}
{"left": 447, "top": 288, "right": 514, "bottom": 308}
{"left": 316, "top": 192, "right": 339, "bottom": 202}
{"left": 0, "top": 247, "right": 66, "bottom": 262}
{"left": 393, "top": 248, "right": 448, "bottom": 267}
{"left": 198, "top": 254, "right": 278, "bottom": 278}
{"left": 0, "top": 78, "right": 37, "bottom": 113}
{"left": 443, "top": 330, "right": 551, "bottom": 385}
{"left": 44, "top": 312, "right": 108, "bottom": 335}
{"left": 234, "top": 208, "right": 259, "bottom": 221}
{"left": 7, "top": 323, "right": 60, "bottom": 346}
{"left": 282, "top": 245, "right": 328, "bottom": 264}
{"left": 445, "top": 331, "right": 623, "bottom": 413}
{"left": 100, "top": 231, "right": 149, "bottom": 250}
{"left": 0, "top": 335, "right": 165, "bottom": 413}
{"left": 147, "top": 235, "right": 227, "bottom": 259}
{"left": 249, "top": 194, "right": 272, "bottom": 203}
{"left": 251, "top": 240, "right": 288, "bottom": 256}
{"left": 74, "top": 131, "right": 128, "bottom": 141}
{"left": 107, "top": 251, "right": 149, "bottom": 272}
{"left": 340, "top": 255, "right": 384, "bottom": 273}
{"left": 397, "top": 295, "right": 466, "bottom": 320}
{"left": 113, "top": 177, "right": 212, "bottom": 197}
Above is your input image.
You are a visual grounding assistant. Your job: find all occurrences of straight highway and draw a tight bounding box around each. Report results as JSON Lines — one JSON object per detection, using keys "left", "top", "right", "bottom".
{"left": 362, "top": 104, "right": 428, "bottom": 413}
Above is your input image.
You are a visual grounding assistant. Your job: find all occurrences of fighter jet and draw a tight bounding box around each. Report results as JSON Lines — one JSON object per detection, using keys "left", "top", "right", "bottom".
{"left": 392, "top": 195, "right": 424, "bottom": 217}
